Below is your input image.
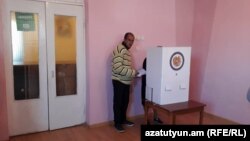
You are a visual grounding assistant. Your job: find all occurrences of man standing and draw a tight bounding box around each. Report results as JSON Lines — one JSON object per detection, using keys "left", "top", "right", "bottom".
{"left": 112, "top": 32, "right": 137, "bottom": 132}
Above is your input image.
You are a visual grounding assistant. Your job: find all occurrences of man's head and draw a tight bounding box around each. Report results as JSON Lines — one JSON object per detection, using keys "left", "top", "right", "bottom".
{"left": 123, "top": 32, "right": 135, "bottom": 50}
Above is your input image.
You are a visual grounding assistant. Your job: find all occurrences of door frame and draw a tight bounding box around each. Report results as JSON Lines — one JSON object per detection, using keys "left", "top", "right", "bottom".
{"left": 3, "top": 0, "right": 87, "bottom": 136}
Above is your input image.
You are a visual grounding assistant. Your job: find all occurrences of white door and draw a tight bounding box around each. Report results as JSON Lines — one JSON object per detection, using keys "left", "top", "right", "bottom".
{"left": 5, "top": 0, "right": 48, "bottom": 136}
{"left": 46, "top": 3, "right": 86, "bottom": 130}
{"left": 5, "top": 0, "right": 86, "bottom": 135}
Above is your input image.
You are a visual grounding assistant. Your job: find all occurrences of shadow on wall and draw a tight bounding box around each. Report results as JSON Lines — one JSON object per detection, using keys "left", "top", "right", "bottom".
{"left": 106, "top": 52, "right": 114, "bottom": 122}
{"left": 247, "top": 88, "right": 250, "bottom": 103}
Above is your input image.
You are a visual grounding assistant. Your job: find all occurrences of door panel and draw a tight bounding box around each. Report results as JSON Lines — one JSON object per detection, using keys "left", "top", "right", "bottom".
{"left": 12, "top": 12, "right": 40, "bottom": 100}
{"left": 6, "top": 0, "right": 86, "bottom": 135}
{"left": 46, "top": 3, "right": 86, "bottom": 130}
{"left": 6, "top": 0, "right": 48, "bottom": 136}
{"left": 54, "top": 15, "right": 77, "bottom": 96}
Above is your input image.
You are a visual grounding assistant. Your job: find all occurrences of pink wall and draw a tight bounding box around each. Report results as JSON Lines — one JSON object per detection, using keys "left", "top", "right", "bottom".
{"left": 176, "top": 0, "right": 194, "bottom": 46}
{"left": 201, "top": 0, "right": 250, "bottom": 124}
{"left": 85, "top": 0, "right": 194, "bottom": 125}
{"left": 86, "top": 0, "right": 175, "bottom": 125}
{"left": 0, "top": 0, "right": 9, "bottom": 140}
{"left": 190, "top": 0, "right": 217, "bottom": 100}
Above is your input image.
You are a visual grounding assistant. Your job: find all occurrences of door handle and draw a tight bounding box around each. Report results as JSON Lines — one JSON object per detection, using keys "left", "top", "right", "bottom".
{"left": 51, "top": 70, "right": 55, "bottom": 78}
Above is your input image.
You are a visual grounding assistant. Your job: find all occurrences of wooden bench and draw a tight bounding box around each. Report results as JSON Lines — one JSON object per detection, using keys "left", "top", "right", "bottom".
{"left": 144, "top": 100, "right": 206, "bottom": 124}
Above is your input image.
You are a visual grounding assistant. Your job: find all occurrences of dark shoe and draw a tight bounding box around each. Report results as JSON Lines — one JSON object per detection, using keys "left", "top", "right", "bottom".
{"left": 123, "top": 120, "right": 134, "bottom": 127}
{"left": 154, "top": 118, "right": 163, "bottom": 124}
{"left": 114, "top": 125, "right": 125, "bottom": 133}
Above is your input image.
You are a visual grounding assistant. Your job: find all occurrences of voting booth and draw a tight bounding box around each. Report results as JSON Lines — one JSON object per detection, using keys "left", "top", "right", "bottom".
{"left": 145, "top": 47, "right": 191, "bottom": 105}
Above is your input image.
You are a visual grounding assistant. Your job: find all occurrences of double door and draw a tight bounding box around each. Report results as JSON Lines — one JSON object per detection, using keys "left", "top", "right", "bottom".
{"left": 5, "top": 0, "right": 86, "bottom": 136}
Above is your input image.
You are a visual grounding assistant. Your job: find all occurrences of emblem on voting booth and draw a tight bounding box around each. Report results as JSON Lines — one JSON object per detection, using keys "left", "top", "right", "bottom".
{"left": 146, "top": 47, "right": 191, "bottom": 105}
{"left": 170, "top": 52, "right": 184, "bottom": 71}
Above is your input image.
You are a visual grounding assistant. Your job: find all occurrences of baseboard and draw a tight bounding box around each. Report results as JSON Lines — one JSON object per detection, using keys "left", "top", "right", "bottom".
{"left": 87, "top": 114, "right": 145, "bottom": 128}
{"left": 204, "top": 112, "right": 239, "bottom": 124}
{"left": 87, "top": 112, "right": 239, "bottom": 128}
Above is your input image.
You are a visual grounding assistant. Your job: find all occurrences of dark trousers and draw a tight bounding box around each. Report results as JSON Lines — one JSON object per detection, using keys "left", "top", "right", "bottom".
{"left": 112, "top": 80, "right": 130, "bottom": 126}
{"left": 141, "top": 75, "right": 146, "bottom": 107}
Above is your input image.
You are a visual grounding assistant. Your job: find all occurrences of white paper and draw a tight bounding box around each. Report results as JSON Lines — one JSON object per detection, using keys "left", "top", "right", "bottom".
{"left": 136, "top": 69, "right": 146, "bottom": 77}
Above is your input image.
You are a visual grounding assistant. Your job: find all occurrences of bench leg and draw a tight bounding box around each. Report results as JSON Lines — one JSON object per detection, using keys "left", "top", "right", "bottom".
{"left": 199, "top": 109, "right": 204, "bottom": 125}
